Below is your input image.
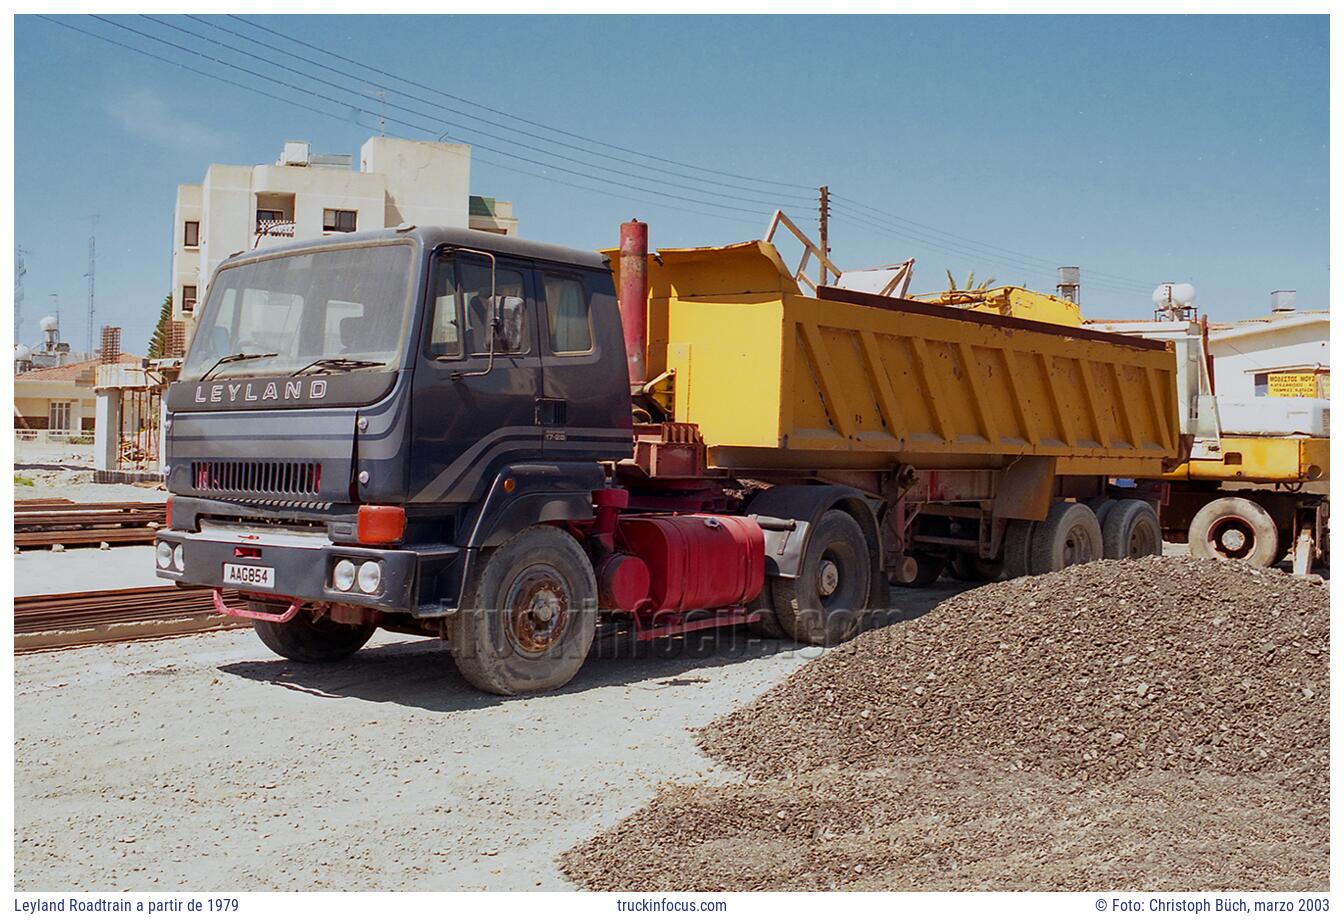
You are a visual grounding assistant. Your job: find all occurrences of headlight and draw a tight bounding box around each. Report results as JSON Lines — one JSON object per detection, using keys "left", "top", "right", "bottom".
{"left": 156, "top": 541, "right": 174, "bottom": 569}
{"left": 333, "top": 559, "right": 357, "bottom": 592}
{"left": 357, "top": 561, "right": 382, "bottom": 595}
{"left": 172, "top": 544, "right": 184, "bottom": 571}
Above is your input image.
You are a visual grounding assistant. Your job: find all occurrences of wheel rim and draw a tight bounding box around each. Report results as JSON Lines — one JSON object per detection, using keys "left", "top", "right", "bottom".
{"left": 817, "top": 559, "right": 840, "bottom": 597}
{"left": 817, "top": 547, "right": 857, "bottom": 612}
{"left": 505, "top": 564, "right": 570, "bottom": 656}
{"left": 1206, "top": 516, "right": 1256, "bottom": 561}
{"left": 1128, "top": 520, "right": 1161, "bottom": 557}
{"left": 1062, "top": 523, "right": 1099, "bottom": 566}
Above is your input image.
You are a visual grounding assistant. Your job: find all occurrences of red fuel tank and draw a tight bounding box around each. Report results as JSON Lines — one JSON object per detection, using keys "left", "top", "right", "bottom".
{"left": 615, "top": 514, "right": 765, "bottom": 614}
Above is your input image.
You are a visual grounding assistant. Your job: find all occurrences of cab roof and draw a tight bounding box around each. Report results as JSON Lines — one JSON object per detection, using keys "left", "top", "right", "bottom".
{"left": 225, "top": 225, "right": 611, "bottom": 272}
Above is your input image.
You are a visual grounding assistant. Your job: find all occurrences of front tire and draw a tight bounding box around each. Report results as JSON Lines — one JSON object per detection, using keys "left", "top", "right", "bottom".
{"left": 771, "top": 510, "right": 871, "bottom": 646}
{"left": 451, "top": 526, "right": 598, "bottom": 696}
{"left": 251, "top": 602, "right": 376, "bottom": 663}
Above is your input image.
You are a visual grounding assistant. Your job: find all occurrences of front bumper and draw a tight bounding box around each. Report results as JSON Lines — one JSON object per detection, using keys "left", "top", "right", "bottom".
{"left": 153, "top": 524, "right": 440, "bottom": 614}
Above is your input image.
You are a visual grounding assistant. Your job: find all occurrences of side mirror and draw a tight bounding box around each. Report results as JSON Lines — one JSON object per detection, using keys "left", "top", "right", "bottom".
{"left": 494, "top": 295, "right": 526, "bottom": 352}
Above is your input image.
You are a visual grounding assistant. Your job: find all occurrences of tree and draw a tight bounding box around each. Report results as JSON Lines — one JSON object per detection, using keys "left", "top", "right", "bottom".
{"left": 147, "top": 292, "right": 172, "bottom": 358}
{"left": 944, "top": 269, "right": 997, "bottom": 292}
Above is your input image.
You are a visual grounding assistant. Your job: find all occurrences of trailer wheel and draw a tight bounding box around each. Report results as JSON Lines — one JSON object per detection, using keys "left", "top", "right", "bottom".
{"left": 772, "top": 510, "right": 870, "bottom": 646}
{"left": 1102, "top": 499, "right": 1162, "bottom": 560}
{"left": 1002, "top": 520, "right": 1035, "bottom": 579}
{"left": 1029, "top": 502, "right": 1103, "bottom": 573}
{"left": 950, "top": 551, "right": 1004, "bottom": 583}
{"left": 1188, "top": 497, "right": 1279, "bottom": 567}
{"left": 1086, "top": 498, "right": 1118, "bottom": 529}
{"left": 451, "top": 525, "right": 598, "bottom": 696}
{"left": 894, "top": 552, "right": 945, "bottom": 588}
{"left": 252, "top": 603, "right": 376, "bottom": 663}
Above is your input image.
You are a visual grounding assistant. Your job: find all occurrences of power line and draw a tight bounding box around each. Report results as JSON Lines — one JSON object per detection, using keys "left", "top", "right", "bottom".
{"left": 834, "top": 192, "right": 1158, "bottom": 291}
{"left": 186, "top": 14, "right": 817, "bottom": 208}
{"left": 88, "top": 15, "right": 775, "bottom": 220}
{"left": 831, "top": 205, "right": 1154, "bottom": 298}
{"left": 36, "top": 15, "right": 764, "bottom": 232}
{"left": 228, "top": 13, "right": 816, "bottom": 194}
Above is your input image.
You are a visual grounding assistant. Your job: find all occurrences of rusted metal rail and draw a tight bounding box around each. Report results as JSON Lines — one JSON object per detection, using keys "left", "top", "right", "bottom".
{"left": 15, "top": 500, "right": 166, "bottom": 549}
{"left": 15, "top": 585, "right": 247, "bottom": 652}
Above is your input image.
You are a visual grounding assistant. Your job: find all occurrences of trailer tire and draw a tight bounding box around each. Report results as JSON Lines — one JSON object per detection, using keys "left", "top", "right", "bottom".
{"left": 772, "top": 510, "right": 870, "bottom": 646}
{"left": 1029, "top": 502, "right": 1104, "bottom": 574}
{"left": 451, "top": 525, "right": 598, "bottom": 696}
{"left": 1001, "top": 520, "right": 1035, "bottom": 579}
{"left": 950, "top": 551, "right": 1004, "bottom": 583}
{"left": 894, "top": 552, "right": 945, "bottom": 588}
{"left": 252, "top": 604, "right": 376, "bottom": 663}
{"left": 1102, "top": 499, "right": 1162, "bottom": 560}
{"left": 1188, "top": 497, "right": 1279, "bottom": 567}
{"left": 745, "top": 581, "right": 788, "bottom": 640}
{"left": 1086, "top": 498, "right": 1118, "bottom": 529}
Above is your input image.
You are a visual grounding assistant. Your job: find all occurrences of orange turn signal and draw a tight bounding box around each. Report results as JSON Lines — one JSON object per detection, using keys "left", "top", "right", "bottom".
{"left": 357, "top": 505, "right": 406, "bottom": 545}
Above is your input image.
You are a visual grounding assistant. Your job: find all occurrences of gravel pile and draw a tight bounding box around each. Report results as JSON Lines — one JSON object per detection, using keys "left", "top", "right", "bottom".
{"left": 564, "top": 557, "right": 1329, "bottom": 890}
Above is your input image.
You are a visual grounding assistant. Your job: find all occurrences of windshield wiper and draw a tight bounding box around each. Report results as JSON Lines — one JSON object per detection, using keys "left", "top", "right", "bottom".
{"left": 290, "top": 357, "right": 386, "bottom": 377}
{"left": 200, "top": 351, "right": 279, "bottom": 381}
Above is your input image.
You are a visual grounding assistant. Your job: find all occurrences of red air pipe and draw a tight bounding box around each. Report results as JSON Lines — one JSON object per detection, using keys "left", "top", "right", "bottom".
{"left": 619, "top": 219, "right": 648, "bottom": 388}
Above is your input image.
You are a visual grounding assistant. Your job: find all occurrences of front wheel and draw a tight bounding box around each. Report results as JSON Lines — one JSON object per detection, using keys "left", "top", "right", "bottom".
{"left": 451, "top": 525, "right": 598, "bottom": 696}
{"left": 251, "top": 602, "right": 376, "bottom": 663}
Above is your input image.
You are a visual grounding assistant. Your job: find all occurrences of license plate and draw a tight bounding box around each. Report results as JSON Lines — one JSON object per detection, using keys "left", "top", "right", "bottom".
{"left": 223, "top": 563, "right": 275, "bottom": 589}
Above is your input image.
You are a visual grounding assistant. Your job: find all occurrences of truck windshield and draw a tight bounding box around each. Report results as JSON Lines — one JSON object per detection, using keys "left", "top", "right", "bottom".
{"left": 180, "top": 243, "right": 415, "bottom": 381}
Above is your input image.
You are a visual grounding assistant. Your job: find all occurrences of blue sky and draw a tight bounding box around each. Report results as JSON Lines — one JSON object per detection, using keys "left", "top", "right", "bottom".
{"left": 15, "top": 14, "right": 1329, "bottom": 354}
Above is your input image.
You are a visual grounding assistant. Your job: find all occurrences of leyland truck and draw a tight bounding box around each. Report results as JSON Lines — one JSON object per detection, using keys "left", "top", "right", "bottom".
{"left": 155, "top": 219, "right": 1184, "bottom": 695}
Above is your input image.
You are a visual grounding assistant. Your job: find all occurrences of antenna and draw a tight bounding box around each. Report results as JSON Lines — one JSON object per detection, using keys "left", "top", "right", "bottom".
{"left": 85, "top": 214, "right": 98, "bottom": 358}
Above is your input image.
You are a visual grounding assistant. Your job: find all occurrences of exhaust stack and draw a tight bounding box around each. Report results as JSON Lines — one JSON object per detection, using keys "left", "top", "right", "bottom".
{"left": 619, "top": 219, "right": 648, "bottom": 388}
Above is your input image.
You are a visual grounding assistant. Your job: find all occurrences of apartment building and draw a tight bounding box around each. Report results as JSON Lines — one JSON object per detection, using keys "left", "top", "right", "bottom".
{"left": 170, "top": 136, "right": 518, "bottom": 335}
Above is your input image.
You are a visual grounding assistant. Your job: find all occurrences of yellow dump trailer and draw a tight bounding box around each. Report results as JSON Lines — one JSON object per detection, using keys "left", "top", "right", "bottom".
{"left": 630, "top": 240, "right": 1181, "bottom": 479}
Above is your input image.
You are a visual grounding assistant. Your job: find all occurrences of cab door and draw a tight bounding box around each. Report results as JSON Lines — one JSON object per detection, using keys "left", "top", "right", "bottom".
{"left": 409, "top": 249, "right": 542, "bottom": 505}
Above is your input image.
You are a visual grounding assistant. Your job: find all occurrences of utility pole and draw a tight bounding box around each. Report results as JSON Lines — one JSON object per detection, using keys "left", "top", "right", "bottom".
{"left": 15, "top": 245, "right": 27, "bottom": 345}
{"left": 85, "top": 215, "right": 97, "bottom": 358}
{"left": 818, "top": 186, "right": 831, "bottom": 286}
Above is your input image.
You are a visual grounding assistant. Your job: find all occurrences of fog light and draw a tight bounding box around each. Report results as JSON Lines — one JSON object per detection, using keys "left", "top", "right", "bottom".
{"left": 156, "top": 541, "right": 174, "bottom": 569}
{"left": 357, "top": 561, "right": 382, "bottom": 595}
{"left": 172, "top": 544, "right": 184, "bottom": 571}
{"left": 333, "top": 559, "right": 357, "bottom": 592}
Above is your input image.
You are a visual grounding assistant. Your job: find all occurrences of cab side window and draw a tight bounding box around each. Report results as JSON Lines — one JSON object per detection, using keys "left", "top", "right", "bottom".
{"left": 542, "top": 272, "right": 593, "bottom": 354}
{"left": 427, "top": 258, "right": 463, "bottom": 359}
{"left": 460, "top": 258, "right": 529, "bottom": 356}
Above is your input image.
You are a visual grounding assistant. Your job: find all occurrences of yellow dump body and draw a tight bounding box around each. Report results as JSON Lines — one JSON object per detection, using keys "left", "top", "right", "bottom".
{"left": 624, "top": 241, "right": 1182, "bottom": 477}
{"left": 1165, "top": 435, "right": 1329, "bottom": 485}
{"left": 915, "top": 286, "right": 1084, "bottom": 327}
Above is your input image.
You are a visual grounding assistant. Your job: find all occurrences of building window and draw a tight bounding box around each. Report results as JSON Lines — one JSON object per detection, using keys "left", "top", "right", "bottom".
{"left": 182, "top": 285, "right": 198, "bottom": 315}
{"left": 183, "top": 220, "right": 200, "bottom": 248}
{"left": 323, "top": 209, "right": 357, "bottom": 233}
{"left": 48, "top": 400, "right": 73, "bottom": 433}
{"left": 256, "top": 209, "right": 285, "bottom": 225}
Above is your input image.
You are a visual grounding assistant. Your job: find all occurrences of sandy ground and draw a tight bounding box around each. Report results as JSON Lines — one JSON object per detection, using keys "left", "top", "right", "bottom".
{"left": 15, "top": 546, "right": 162, "bottom": 596}
{"left": 14, "top": 441, "right": 165, "bottom": 505}
{"left": 13, "top": 585, "right": 960, "bottom": 891}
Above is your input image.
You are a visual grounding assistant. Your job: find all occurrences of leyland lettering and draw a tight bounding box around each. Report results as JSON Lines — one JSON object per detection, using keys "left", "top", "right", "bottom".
{"left": 193, "top": 379, "right": 328, "bottom": 404}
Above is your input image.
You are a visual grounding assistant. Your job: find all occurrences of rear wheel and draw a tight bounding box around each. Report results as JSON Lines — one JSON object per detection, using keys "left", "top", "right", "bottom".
{"left": 251, "top": 602, "right": 376, "bottom": 663}
{"left": 451, "top": 526, "right": 598, "bottom": 696}
{"left": 1188, "top": 497, "right": 1279, "bottom": 567}
{"left": 771, "top": 510, "right": 871, "bottom": 646}
{"left": 1029, "top": 502, "right": 1104, "bottom": 573}
{"left": 1102, "top": 499, "right": 1162, "bottom": 559}
{"left": 950, "top": 551, "right": 1004, "bottom": 583}
{"left": 894, "top": 552, "right": 945, "bottom": 588}
{"left": 745, "top": 581, "right": 788, "bottom": 639}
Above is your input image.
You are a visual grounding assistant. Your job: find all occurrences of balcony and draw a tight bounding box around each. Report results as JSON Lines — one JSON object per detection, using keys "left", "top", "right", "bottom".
{"left": 254, "top": 218, "right": 296, "bottom": 249}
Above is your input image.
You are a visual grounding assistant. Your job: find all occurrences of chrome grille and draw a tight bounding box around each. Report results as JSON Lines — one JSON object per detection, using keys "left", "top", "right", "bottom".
{"left": 191, "top": 460, "right": 321, "bottom": 497}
